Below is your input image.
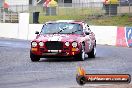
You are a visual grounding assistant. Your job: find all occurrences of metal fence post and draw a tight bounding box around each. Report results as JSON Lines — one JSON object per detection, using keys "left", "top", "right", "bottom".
{"left": 129, "top": 3, "right": 130, "bottom": 14}
{"left": 81, "top": 2, "right": 83, "bottom": 15}
{"left": 22, "top": 5, "right": 23, "bottom": 12}
{"left": 0, "top": 7, "right": 1, "bottom": 22}
{"left": 130, "top": 3, "right": 131, "bottom": 14}
{"left": 3, "top": 11, "right": 5, "bottom": 23}
{"left": 10, "top": 11, "right": 11, "bottom": 22}
{"left": 109, "top": 2, "right": 111, "bottom": 16}
{"left": 118, "top": 1, "right": 120, "bottom": 15}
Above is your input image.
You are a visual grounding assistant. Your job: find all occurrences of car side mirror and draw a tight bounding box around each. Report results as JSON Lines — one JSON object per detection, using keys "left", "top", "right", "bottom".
{"left": 85, "top": 32, "right": 89, "bottom": 35}
{"left": 35, "top": 31, "right": 39, "bottom": 34}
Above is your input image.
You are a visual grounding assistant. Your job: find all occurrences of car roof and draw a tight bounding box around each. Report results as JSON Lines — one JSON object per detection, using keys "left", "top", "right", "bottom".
{"left": 45, "top": 20, "right": 85, "bottom": 25}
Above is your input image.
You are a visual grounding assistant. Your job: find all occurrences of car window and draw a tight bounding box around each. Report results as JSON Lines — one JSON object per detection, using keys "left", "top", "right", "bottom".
{"left": 41, "top": 23, "right": 83, "bottom": 34}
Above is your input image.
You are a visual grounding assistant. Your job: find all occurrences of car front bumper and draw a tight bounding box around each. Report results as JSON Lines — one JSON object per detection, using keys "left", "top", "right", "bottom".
{"left": 31, "top": 47, "right": 81, "bottom": 57}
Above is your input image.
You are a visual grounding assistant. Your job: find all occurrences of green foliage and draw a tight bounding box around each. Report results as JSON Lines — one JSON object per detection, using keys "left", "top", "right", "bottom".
{"left": 39, "top": 15, "right": 86, "bottom": 24}
{"left": 54, "top": 0, "right": 58, "bottom": 2}
{"left": 30, "top": 6, "right": 132, "bottom": 26}
{"left": 89, "top": 14, "right": 132, "bottom": 26}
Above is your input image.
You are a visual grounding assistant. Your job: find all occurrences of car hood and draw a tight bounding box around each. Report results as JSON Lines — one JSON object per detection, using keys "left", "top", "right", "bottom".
{"left": 35, "top": 34, "right": 84, "bottom": 42}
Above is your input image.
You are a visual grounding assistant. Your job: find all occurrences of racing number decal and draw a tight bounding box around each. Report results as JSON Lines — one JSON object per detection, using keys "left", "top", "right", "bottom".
{"left": 89, "top": 39, "right": 92, "bottom": 49}
{"left": 87, "top": 36, "right": 92, "bottom": 50}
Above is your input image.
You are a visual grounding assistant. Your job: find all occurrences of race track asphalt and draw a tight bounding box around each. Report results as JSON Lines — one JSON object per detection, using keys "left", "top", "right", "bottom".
{"left": 0, "top": 38, "right": 132, "bottom": 88}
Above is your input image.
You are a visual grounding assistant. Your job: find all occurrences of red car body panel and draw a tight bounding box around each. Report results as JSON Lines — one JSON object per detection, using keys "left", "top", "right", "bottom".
{"left": 30, "top": 20, "right": 96, "bottom": 57}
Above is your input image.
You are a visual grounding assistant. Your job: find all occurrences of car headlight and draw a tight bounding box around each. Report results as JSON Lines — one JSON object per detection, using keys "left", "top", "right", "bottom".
{"left": 65, "top": 41, "right": 70, "bottom": 46}
{"left": 39, "top": 42, "right": 44, "bottom": 47}
{"left": 31, "top": 42, "right": 37, "bottom": 47}
{"left": 72, "top": 42, "right": 77, "bottom": 47}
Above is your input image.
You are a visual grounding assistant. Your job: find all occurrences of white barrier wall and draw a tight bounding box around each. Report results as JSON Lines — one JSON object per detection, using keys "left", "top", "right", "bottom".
{"left": 28, "top": 24, "right": 43, "bottom": 40}
{"left": 0, "top": 23, "right": 18, "bottom": 39}
{"left": 18, "top": 13, "right": 29, "bottom": 40}
{"left": 90, "top": 26, "right": 117, "bottom": 45}
{"left": 0, "top": 12, "right": 118, "bottom": 46}
{"left": 0, "top": 23, "right": 117, "bottom": 46}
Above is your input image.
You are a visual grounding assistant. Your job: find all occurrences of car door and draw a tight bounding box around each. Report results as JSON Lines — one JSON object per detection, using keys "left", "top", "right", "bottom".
{"left": 83, "top": 23, "right": 91, "bottom": 53}
{"left": 87, "top": 26, "right": 96, "bottom": 49}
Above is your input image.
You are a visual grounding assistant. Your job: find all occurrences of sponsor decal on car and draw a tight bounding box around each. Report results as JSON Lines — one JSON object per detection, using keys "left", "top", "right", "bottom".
{"left": 30, "top": 20, "right": 96, "bottom": 61}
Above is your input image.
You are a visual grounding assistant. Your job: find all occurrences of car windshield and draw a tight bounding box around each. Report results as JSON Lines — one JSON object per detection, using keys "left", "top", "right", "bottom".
{"left": 41, "top": 22, "right": 83, "bottom": 34}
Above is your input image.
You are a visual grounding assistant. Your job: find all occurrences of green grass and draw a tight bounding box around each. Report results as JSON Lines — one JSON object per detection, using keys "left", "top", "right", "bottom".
{"left": 89, "top": 14, "right": 132, "bottom": 26}
{"left": 40, "top": 8, "right": 94, "bottom": 23}
{"left": 39, "top": 15, "right": 87, "bottom": 23}
{"left": 30, "top": 7, "right": 96, "bottom": 24}
{"left": 30, "top": 7, "right": 132, "bottom": 26}
{"left": 37, "top": 14, "right": 132, "bottom": 26}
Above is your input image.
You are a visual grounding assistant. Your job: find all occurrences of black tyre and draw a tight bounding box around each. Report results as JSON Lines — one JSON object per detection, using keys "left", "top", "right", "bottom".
{"left": 75, "top": 44, "right": 85, "bottom": 61}
{"left": 88, "top": 45, "right": 96, "bottom": 58}
{"left": 30, "top": 51, "right": 40, "bottom": 62}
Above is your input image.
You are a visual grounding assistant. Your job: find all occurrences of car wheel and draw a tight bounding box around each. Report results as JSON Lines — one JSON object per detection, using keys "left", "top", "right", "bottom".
{"left": 88, "top": 45, "right": 96, "bottom": 58}
{"left": 75, "top": 44, "right": 86, "bottom": 61}
{"left": 30, "top": 51, "right": 40, "bottom": 62}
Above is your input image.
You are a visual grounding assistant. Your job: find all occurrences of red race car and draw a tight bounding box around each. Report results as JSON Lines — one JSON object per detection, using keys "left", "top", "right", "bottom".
{"left": 30, "top": 20, "right": 96, "bottom": 61}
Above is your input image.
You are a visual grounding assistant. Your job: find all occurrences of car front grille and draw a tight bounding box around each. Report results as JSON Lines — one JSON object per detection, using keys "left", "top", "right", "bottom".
{"left": 45, "top": 41, "right": 63, "bottom": 50}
